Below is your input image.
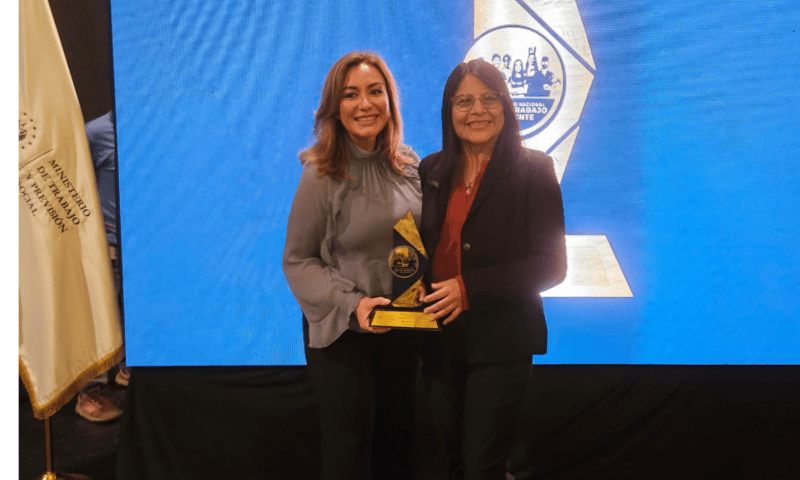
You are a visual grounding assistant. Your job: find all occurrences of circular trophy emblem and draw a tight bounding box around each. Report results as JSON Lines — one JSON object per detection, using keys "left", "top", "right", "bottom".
{"left": 465, "top": 26, "right": 565, "bottom": 138}
{"left": 388, "top": 246, "right": 419, "bottom": 279}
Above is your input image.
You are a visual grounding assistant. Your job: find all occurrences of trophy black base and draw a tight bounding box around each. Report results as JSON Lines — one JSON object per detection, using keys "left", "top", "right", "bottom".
{"left": 369, "top": 306, "right": 440, "bottom": 331}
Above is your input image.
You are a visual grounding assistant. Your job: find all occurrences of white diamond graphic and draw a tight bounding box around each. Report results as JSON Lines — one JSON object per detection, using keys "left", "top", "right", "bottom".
{"left": 470, "top": 0, "right": 632, "bottom": 297}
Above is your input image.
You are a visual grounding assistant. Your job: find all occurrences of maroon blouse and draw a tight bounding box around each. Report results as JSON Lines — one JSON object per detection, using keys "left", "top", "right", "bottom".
{"left": 431, "top": 158, "right": 490, "bottom": 311}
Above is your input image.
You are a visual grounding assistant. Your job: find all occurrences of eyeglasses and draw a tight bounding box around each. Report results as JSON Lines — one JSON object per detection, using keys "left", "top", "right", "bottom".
{"left": 451, "top": 92, "right": 503, "bottom": 111}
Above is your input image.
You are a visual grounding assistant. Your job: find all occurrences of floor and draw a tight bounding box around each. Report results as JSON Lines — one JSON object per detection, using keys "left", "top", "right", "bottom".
{"left": 19, "top": 375, "right": 125, "bottom": 480}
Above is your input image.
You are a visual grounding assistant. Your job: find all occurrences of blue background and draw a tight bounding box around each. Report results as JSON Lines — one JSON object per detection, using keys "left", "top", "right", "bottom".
{"left": 110, "top": 0, "right": 800, "bottom": 365}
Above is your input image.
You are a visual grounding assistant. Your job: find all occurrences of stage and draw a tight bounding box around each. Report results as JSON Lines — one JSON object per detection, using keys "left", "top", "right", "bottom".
{"left": 21, "top": 365, "right": 800, "bottom": 479}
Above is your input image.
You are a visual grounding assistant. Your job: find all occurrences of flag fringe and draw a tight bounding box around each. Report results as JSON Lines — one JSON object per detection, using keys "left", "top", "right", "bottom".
{"left": 19, "top": 345, "right": 125, "bottom": 420}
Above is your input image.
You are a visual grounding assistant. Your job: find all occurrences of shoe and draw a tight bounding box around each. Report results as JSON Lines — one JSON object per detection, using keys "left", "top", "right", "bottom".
{"left": 115, "top": 367, "right": 130, "bottom": 386}
{"left": 75, "top": 386, "right": 122, "bottom": 422}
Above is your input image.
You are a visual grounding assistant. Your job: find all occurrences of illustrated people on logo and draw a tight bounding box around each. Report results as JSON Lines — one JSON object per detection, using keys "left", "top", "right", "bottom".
{"left": 525, "top": 47, "right": 546, "bottom": 97}
{"left": 502, "top": 54, "right": 512, "bottom": 81}
{"left": 525, "top": 47, "right": 538, "bottom": 77}
{"left": 491, "top": 54, "right": 506, "bottom": 80}
{"left": 507, "top": 59, "right": 527, "bottom": 96}
{"left": 539, "top": 56, "right": 560, "bottom": 96}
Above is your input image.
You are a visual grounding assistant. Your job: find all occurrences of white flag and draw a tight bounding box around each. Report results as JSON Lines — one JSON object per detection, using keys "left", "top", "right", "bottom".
{"left": 19, "top": 0, "right": 123, "bottom": 419}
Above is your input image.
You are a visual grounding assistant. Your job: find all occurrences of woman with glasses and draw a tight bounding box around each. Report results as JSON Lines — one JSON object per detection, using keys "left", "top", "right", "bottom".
{"left": 418, "top": 59, "right": 566, "bottom": 479}
{"left": 283, "top": 51, "right": 421, "bottom": 480}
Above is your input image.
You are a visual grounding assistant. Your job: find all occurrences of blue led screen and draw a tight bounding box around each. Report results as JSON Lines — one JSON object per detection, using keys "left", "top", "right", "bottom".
{"left": 111, "top": 0, "right": 800, "bottom": 365}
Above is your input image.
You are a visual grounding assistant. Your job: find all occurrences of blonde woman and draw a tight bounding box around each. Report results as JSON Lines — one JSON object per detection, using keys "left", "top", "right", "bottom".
{"left": 283, "top": 51, "right": 422, "bottom": 480}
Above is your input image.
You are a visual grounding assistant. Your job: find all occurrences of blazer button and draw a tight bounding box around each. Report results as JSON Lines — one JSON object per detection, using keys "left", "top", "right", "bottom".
{"left": 463, "top": 243, "right": 471, "bottom": 251}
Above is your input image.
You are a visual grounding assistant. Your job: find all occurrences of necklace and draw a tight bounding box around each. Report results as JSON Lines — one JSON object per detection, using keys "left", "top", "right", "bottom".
{"left": 462, "top": 154, "right": 490, "bottom": 197}
{"left": 464, "top": 169, "right": 479, "bottom": 197}
{"left": 465, "top": 181, "right": 474, "bottom": 197}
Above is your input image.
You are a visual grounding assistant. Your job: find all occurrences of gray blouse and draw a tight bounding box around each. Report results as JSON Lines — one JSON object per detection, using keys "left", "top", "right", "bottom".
{"left": 282, "top": 138, "right": 422, "bottom": 348}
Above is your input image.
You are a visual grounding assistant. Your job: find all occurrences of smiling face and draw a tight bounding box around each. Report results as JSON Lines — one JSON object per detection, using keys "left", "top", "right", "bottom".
{"left": 452, "top": 74, "right": 505, "bottom": 150}
{"left": 337, "top": 63, "right": 391, "bottom": 152}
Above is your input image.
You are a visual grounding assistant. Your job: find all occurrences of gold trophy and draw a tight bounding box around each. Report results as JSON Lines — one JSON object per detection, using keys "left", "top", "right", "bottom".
{"left": 369, "top": 211, "right": 439, "bottom": 330}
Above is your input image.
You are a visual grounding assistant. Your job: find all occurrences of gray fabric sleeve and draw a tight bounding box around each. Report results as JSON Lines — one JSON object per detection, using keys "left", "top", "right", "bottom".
{"left": 282, "top": 165, "right": 363, "bottom": 326}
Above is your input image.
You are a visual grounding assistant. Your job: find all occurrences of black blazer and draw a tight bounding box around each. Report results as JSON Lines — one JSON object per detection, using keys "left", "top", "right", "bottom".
{"left": 419, "top": 147, "right": 567, "bottom": 362}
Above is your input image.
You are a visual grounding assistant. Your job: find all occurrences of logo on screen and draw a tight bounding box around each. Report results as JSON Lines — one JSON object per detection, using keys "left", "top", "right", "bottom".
{"left": 466, "top": 28, "right": 564, "bottom": 138}
{"left": 468, "top": 0, "right": 597, "bottom": 183}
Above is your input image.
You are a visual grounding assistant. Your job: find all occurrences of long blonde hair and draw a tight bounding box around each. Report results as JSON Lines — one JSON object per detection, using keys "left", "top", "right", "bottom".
{"left": 300, "top": 52, "right": 411, "bottom": 179}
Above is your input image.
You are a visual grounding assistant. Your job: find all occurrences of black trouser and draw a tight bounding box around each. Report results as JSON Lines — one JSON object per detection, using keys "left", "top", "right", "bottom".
{"left": 304, "top": 325, "right": 420, "bottom": 480}
{"left": 423, "top": 330, "right": 531, "bottom": 480}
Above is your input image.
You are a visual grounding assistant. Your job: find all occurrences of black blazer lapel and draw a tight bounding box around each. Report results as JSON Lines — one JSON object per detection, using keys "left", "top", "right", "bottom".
{"left": 422, "top": 155, "right": 454, "bottom": 270}
{"left": 428, "top": 174, "right": 452, "bottom": 258}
